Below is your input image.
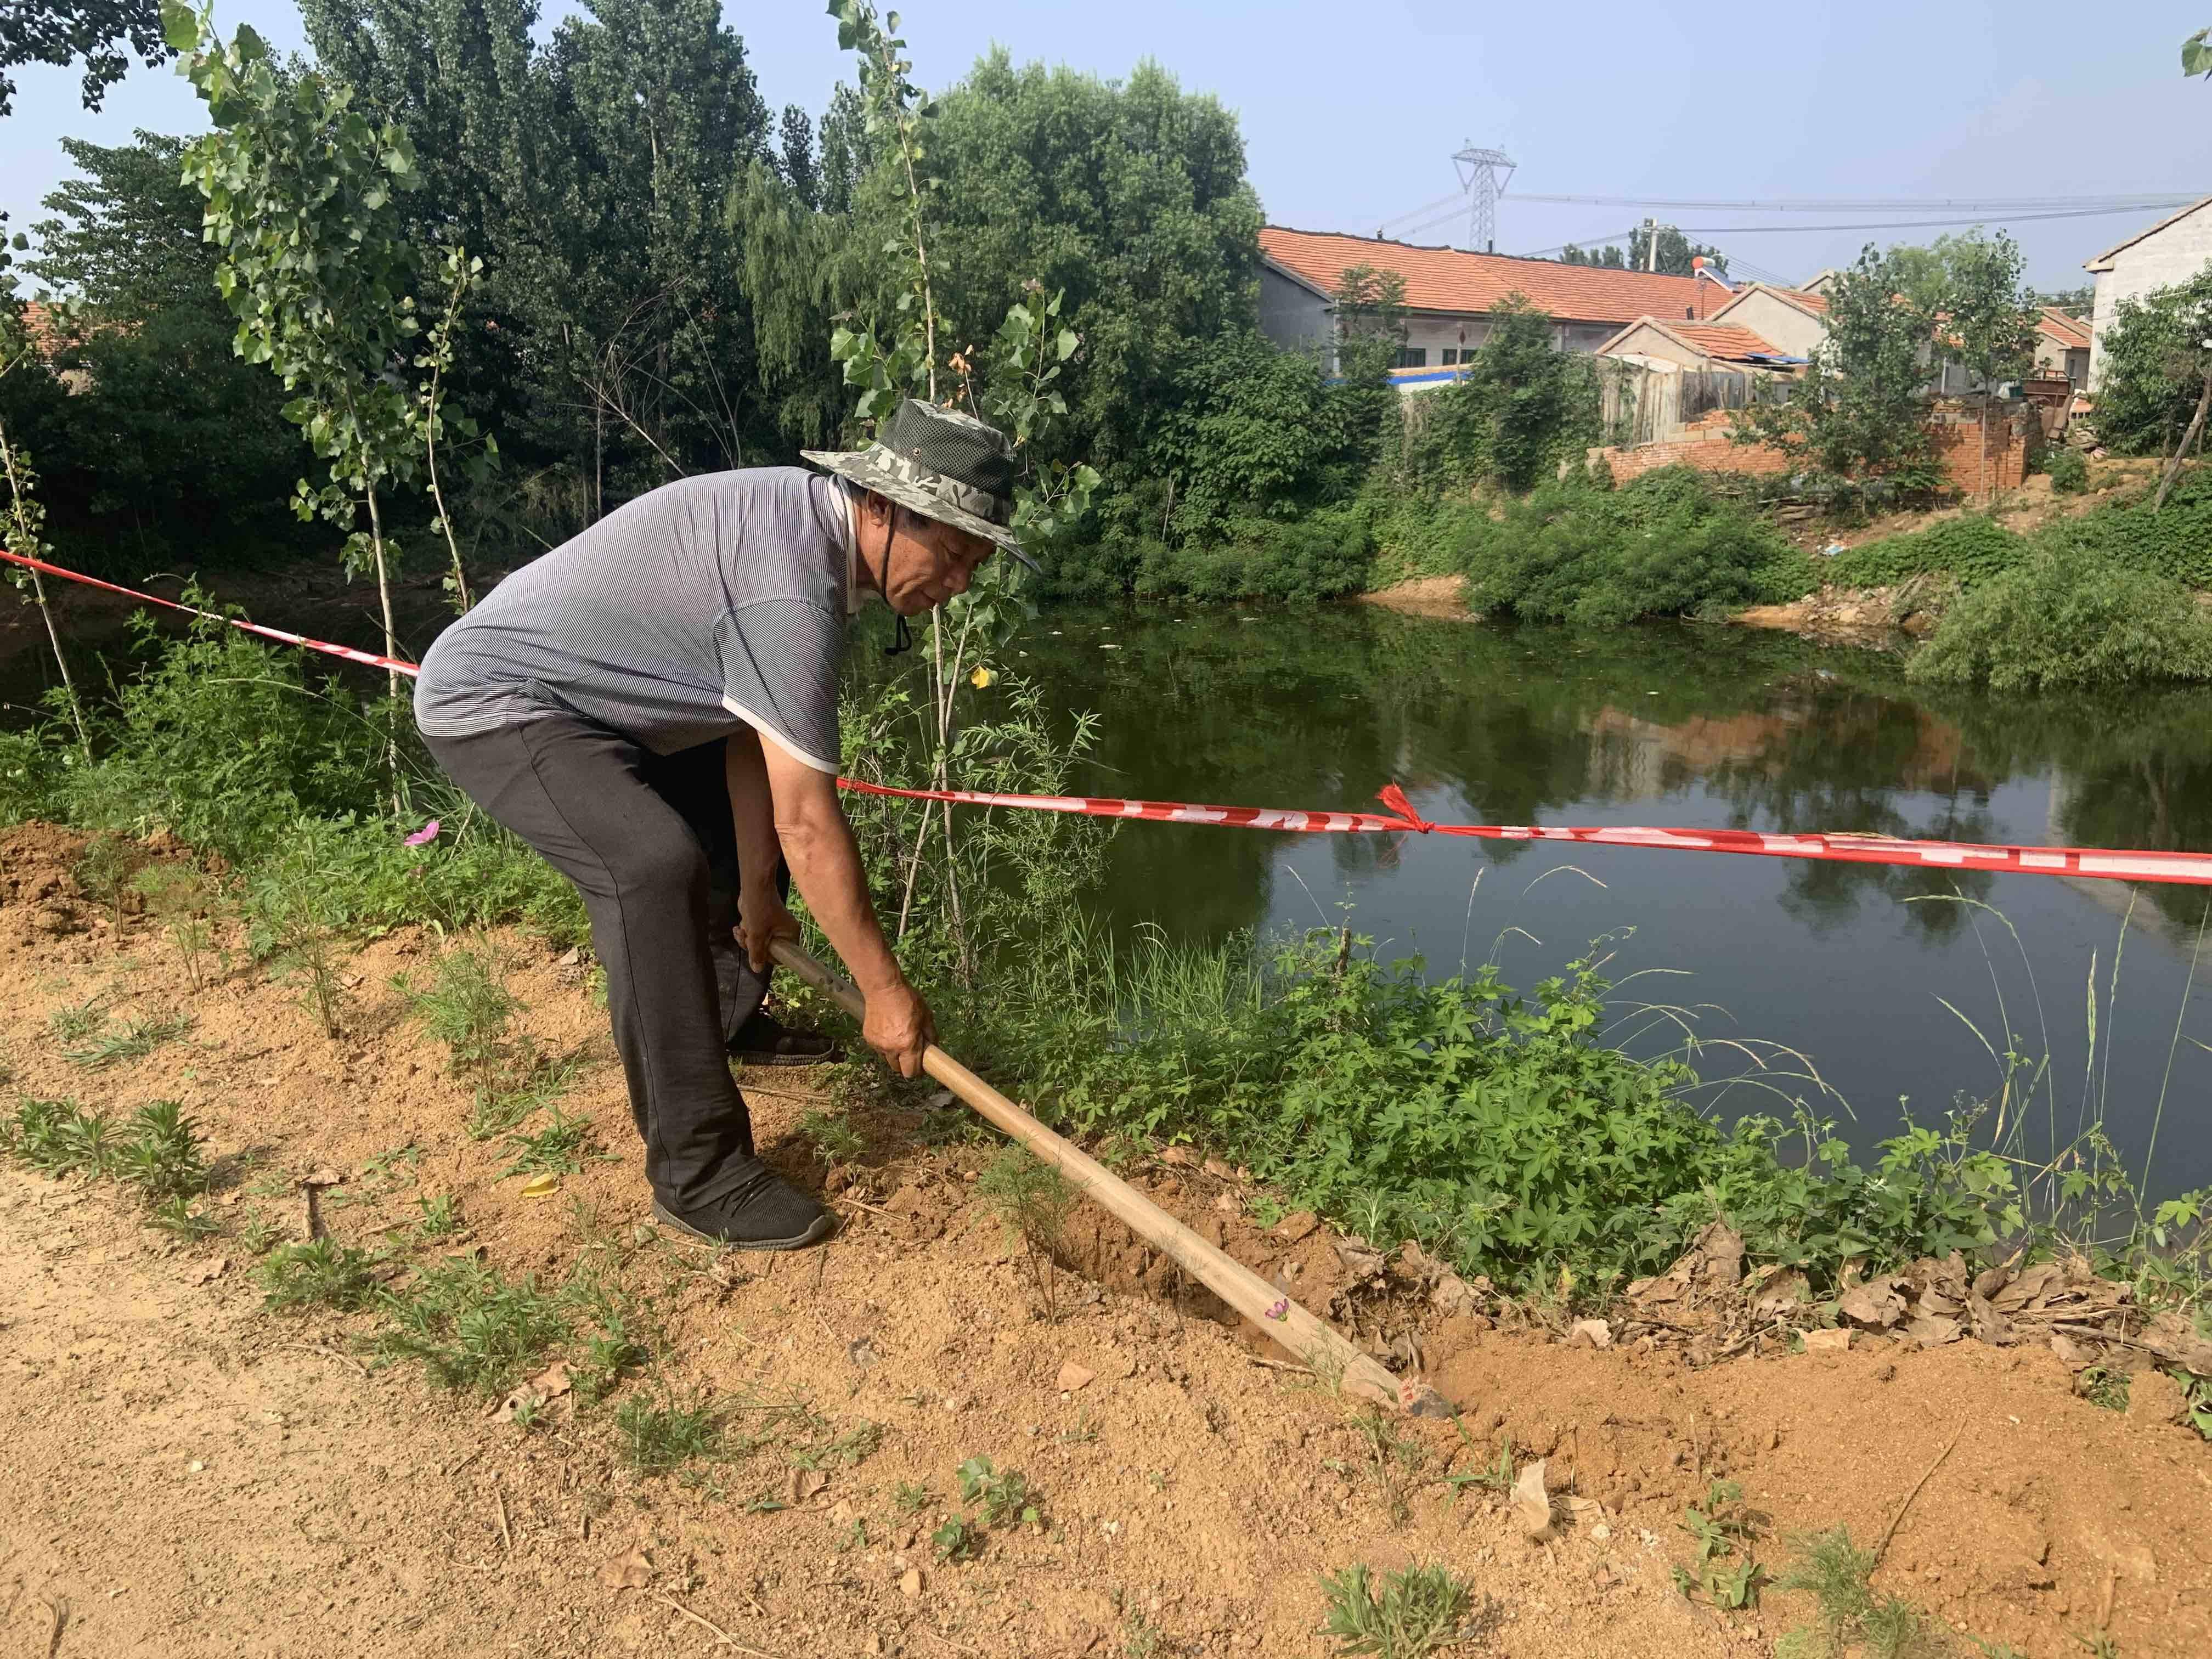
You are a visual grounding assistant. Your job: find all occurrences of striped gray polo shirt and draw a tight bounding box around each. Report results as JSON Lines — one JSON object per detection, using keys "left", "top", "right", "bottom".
{"left": 414, "top": 468, "right": 862, "bottom": 771}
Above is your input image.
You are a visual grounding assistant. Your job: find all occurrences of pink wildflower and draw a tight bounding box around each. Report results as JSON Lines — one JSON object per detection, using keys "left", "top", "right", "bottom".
{"left": 403, "top": 819, "right": 441, "bottom": 847}
{"left": 1265, "top": 1297, "right": 1288, "bottom": 1322}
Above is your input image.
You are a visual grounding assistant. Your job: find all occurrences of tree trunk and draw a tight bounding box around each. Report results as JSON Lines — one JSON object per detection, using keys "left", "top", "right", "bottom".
{"left": 2155, "top": 368, "right": 2212, "bottom": 512}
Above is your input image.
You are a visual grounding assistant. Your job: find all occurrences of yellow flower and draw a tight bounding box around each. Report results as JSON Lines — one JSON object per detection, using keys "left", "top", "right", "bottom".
{"left": 969, "top": 666, "right": 996, "bottom": 690}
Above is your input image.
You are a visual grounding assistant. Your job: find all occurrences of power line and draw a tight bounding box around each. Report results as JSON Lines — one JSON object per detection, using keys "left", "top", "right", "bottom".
{"left": 1505, "top": 191, "right": 2199, "bottom": 213}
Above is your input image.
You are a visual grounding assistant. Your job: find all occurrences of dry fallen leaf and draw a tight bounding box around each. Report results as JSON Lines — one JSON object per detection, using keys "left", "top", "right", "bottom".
{"left": 187, "top": 1257, "right": 228, "bottom": 1286}
{"left": 600, "top": 1547, "right": 651, "bottom": 1592}
{"left": 1803, "top": 1328, "right": 1851, "bottom": 1353}
{"left": 490, "top": 1360, "right": 574, "bottom": 1423}
{"left": 788, "top": 1468, "right": 828, "bottom": 1504}
{"left": 1155, "top": 1147, "right": 1194, "bottom": 1167}
{"left": 1511, "top": 1457, "right": 1554, "bottom": 1541}
{"left": 1056, "top": 1361, "right": 1096, "bottom": 1393}
{"left": 1568, "top": 1318, "right": 1612, "bottom": 1350}
{"left": 1212, "top": 1192, "right": 1239, "bottom": 1214}
{"left": 518, "top": 1172, "right": 562, "bottom": 1199}
{"left": 1201, "top": 1158, "right": 1237, "bottom": 1182}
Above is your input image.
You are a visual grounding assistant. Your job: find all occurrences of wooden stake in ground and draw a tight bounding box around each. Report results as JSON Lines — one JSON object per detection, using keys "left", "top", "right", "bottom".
{"left": 770, "top": 942, "right": 1450, "bottom": 1417}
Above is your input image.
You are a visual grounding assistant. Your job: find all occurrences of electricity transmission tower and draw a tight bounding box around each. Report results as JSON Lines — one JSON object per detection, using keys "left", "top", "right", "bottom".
{"left": 1452, "top": 143, "right": 1517, "bottom": 252}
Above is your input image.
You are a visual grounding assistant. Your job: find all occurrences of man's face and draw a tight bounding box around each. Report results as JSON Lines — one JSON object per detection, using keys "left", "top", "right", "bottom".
{"left": 865, "top": 494, "right": 995, "bottom": 615}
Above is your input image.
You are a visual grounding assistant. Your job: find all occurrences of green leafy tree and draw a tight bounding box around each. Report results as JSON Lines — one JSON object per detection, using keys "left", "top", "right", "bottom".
{"left": 165, "top": 1, "right": 485, "bottom": 690}
{"left": 1732, "top": 243, "right": 1938, "bottom": 483}
{"left": 1425, "top": 295, "right": 1598, "bottom": 493}
{"left": 776, "top": 103, "right": 820, "bottom": 208}
{"left": 302, "top": 0, "right": 777, "bottom": 522}
{"left": 816, "top": 82, "right": 866, "bottom": 216}
{"left": 22, "top": 132, "right": 300, "bottom": 550}
{"left": 2, "top": 0, "right": 170, "bottom": 119}
{"left": 2086, "top": 267, "right": 2212, "bottom": 457}
{"left": 1562, "top": 224, "right": 1726, "bottom": 276}
{"left": 864, "top": 48, "right": 1263, "bottom": 475}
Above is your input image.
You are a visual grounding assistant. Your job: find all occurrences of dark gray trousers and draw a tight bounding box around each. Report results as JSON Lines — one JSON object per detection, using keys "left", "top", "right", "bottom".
{"left": 422, "top": 714, "right": 785, "bottom": 1208}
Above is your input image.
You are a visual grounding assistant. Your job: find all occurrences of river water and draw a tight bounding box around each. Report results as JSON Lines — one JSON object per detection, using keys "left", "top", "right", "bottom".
{"left": 9, "top": 579, "right": 2211, "bottom": 1197}
{"left": 1004, "top": 606, "right": 2212, "bottom": 1200}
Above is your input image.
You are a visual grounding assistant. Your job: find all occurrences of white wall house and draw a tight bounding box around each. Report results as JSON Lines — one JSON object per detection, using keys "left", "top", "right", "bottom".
{"left": 2083, "top": 198, "right": 2212, "bottom": 387}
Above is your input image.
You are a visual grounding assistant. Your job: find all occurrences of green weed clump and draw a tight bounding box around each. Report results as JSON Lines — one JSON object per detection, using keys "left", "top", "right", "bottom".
{"left": 1908, "top": 541, "right": 2212, "bottom": 693}
{"left": 987, "top": 928, "right": 2019, "bottom": 1301}
{"left": 2042, "top": 447, "right": 2089, "bottom": 495}
{"left": 614, "top": 1388, "right": 723, "bottom": 1475}
{"left": 374, "top": 1258, "right": 571, "bottom": 1394}
{"left": 1, "top": 1095, "right": 213, "bottom": 1224}
{"left": 1773, "top": 1527, "right": 1942, "bottom": 1659}
{"left": 393, "top": 941, "right": 521, "bottom": 1079}
{"left": 258, "top": 1238, "right": 380, "bottom": 1311}
{"left": 133, "top": 860, "right": 228, "bottom": 990}
{"left": 1317, "top": 1561, "right": 1487, "bottom": 1658}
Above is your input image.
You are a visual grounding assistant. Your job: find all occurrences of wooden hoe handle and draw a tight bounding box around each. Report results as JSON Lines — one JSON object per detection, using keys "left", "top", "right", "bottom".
{"left": 770, "top": 941, "right": 1449, "bottom": 1417}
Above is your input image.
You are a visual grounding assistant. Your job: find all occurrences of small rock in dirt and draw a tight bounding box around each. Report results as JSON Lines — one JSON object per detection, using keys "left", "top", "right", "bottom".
{"left": 1874, "top": 1362, "right": 1897, "bottom": 1383}
{"left": 1511, "top": 1458, "right": 1554, "bottom": 1541}
{"left": 1056, "top": 1361, "right": 1096, "bottom": 1393}
{"left": 848, "top": 1338, "right": 879, "bottom": 1372}
{"left": 897, "top": 1568, "right": 923, "bottom": 1598}
{"left": 1567, "top": 1319, "right": 1611, "bottom": 1350}
{"left": 556, "top": 946, "right": 582, "bottom": 967}
{"left": 301, "top": 1167, "right": 345, "bottom": 1188}
{"left": 1803, "top": 1328, "right": 1850, "bottom": 1353}
{"left": 2128, "top": 1368, "right": 2188, "bottom": 1427}
{"left": 1272, "top": 1211, "right": 1318, "bottom": 1240}
{"left": 924, "top": 1090, "right": 956, "bottom": 1111}
{"left": 187, "top": 1257, "right": 228, "bottom": 1286}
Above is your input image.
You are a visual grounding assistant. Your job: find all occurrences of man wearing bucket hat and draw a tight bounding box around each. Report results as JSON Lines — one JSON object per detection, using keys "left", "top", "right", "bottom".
{"left": 413, "top": 399, "right": 1035, "bottom": 1250}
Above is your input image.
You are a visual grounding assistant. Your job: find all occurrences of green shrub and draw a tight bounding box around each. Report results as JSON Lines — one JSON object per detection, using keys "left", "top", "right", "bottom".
{"left": 1908, "top": 541, "right": 2212, "bottom": 692}
{"left": 1825, "top": 515, "right": 2028, "bottom": 591}
{"left": 2042, "top": 446, "right": 2089, "bottom": 494}
{"left": 1460, "top": 467, "right": 1808, "bottom": 626}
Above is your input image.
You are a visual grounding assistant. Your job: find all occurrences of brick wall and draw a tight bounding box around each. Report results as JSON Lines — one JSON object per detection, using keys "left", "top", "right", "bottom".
{"left": 1587, "top": 396, "right": 2040, "bottom": 498}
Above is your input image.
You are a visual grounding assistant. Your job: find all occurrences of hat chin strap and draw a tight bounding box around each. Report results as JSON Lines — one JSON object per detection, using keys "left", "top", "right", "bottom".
{"left": 876, "top": 503, "right": 913, "bottom": 657}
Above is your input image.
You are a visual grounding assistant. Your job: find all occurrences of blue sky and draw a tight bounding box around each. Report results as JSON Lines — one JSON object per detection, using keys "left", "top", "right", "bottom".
{"left": 5, "top": 0, "right": 2208, "bottom": 291}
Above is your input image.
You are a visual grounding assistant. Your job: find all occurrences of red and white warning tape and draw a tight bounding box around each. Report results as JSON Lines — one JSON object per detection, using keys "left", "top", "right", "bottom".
{"left": 12, "top": 547, "right": 2212, "bottom": 889}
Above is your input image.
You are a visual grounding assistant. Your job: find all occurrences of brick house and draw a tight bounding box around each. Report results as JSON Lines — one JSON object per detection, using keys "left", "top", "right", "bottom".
{"left": 1592, "top": 316, "right": 1804, "bottom": 373}
{"left": 1257, "top": 225, "right": 1739, "bottom": 370}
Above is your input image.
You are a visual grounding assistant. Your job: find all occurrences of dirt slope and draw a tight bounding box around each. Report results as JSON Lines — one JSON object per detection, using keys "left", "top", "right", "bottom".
{"left": 2, "top": 821, "right": 2207, "bottom": 1659}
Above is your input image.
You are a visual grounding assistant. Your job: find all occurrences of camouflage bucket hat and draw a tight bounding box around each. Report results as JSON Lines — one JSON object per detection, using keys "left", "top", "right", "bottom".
{"left": 803, "top": 398, "right": 1040, "bottom": 575}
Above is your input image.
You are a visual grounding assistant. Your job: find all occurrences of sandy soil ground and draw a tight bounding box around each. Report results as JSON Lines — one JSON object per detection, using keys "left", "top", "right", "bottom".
{"left": 3, "top": 821, "right": 2209, "bottom": 1659}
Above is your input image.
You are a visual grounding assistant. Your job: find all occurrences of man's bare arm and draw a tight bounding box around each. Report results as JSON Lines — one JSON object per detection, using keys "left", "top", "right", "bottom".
{"left": 724, "top": 726, "right": 784, "bottom": 907}
{"left": 755, "top": 738, "right": 935, "bottom": 1076}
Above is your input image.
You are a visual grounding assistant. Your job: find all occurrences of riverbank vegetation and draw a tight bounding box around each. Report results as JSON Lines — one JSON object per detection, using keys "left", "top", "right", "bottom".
{"left": 4, "top": 608, "right": 2208, "bottom": 1328}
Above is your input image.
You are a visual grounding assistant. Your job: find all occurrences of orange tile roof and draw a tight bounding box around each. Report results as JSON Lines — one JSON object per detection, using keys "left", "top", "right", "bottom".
{"left": 1259, "top": 225, "right": 1731, "bottom": 325}
{"left": 1668, "top": 320, "right": 1788, "bottom": 359}
{"left": 2036, "top": 307, "right": 2091, "bottom": 350}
